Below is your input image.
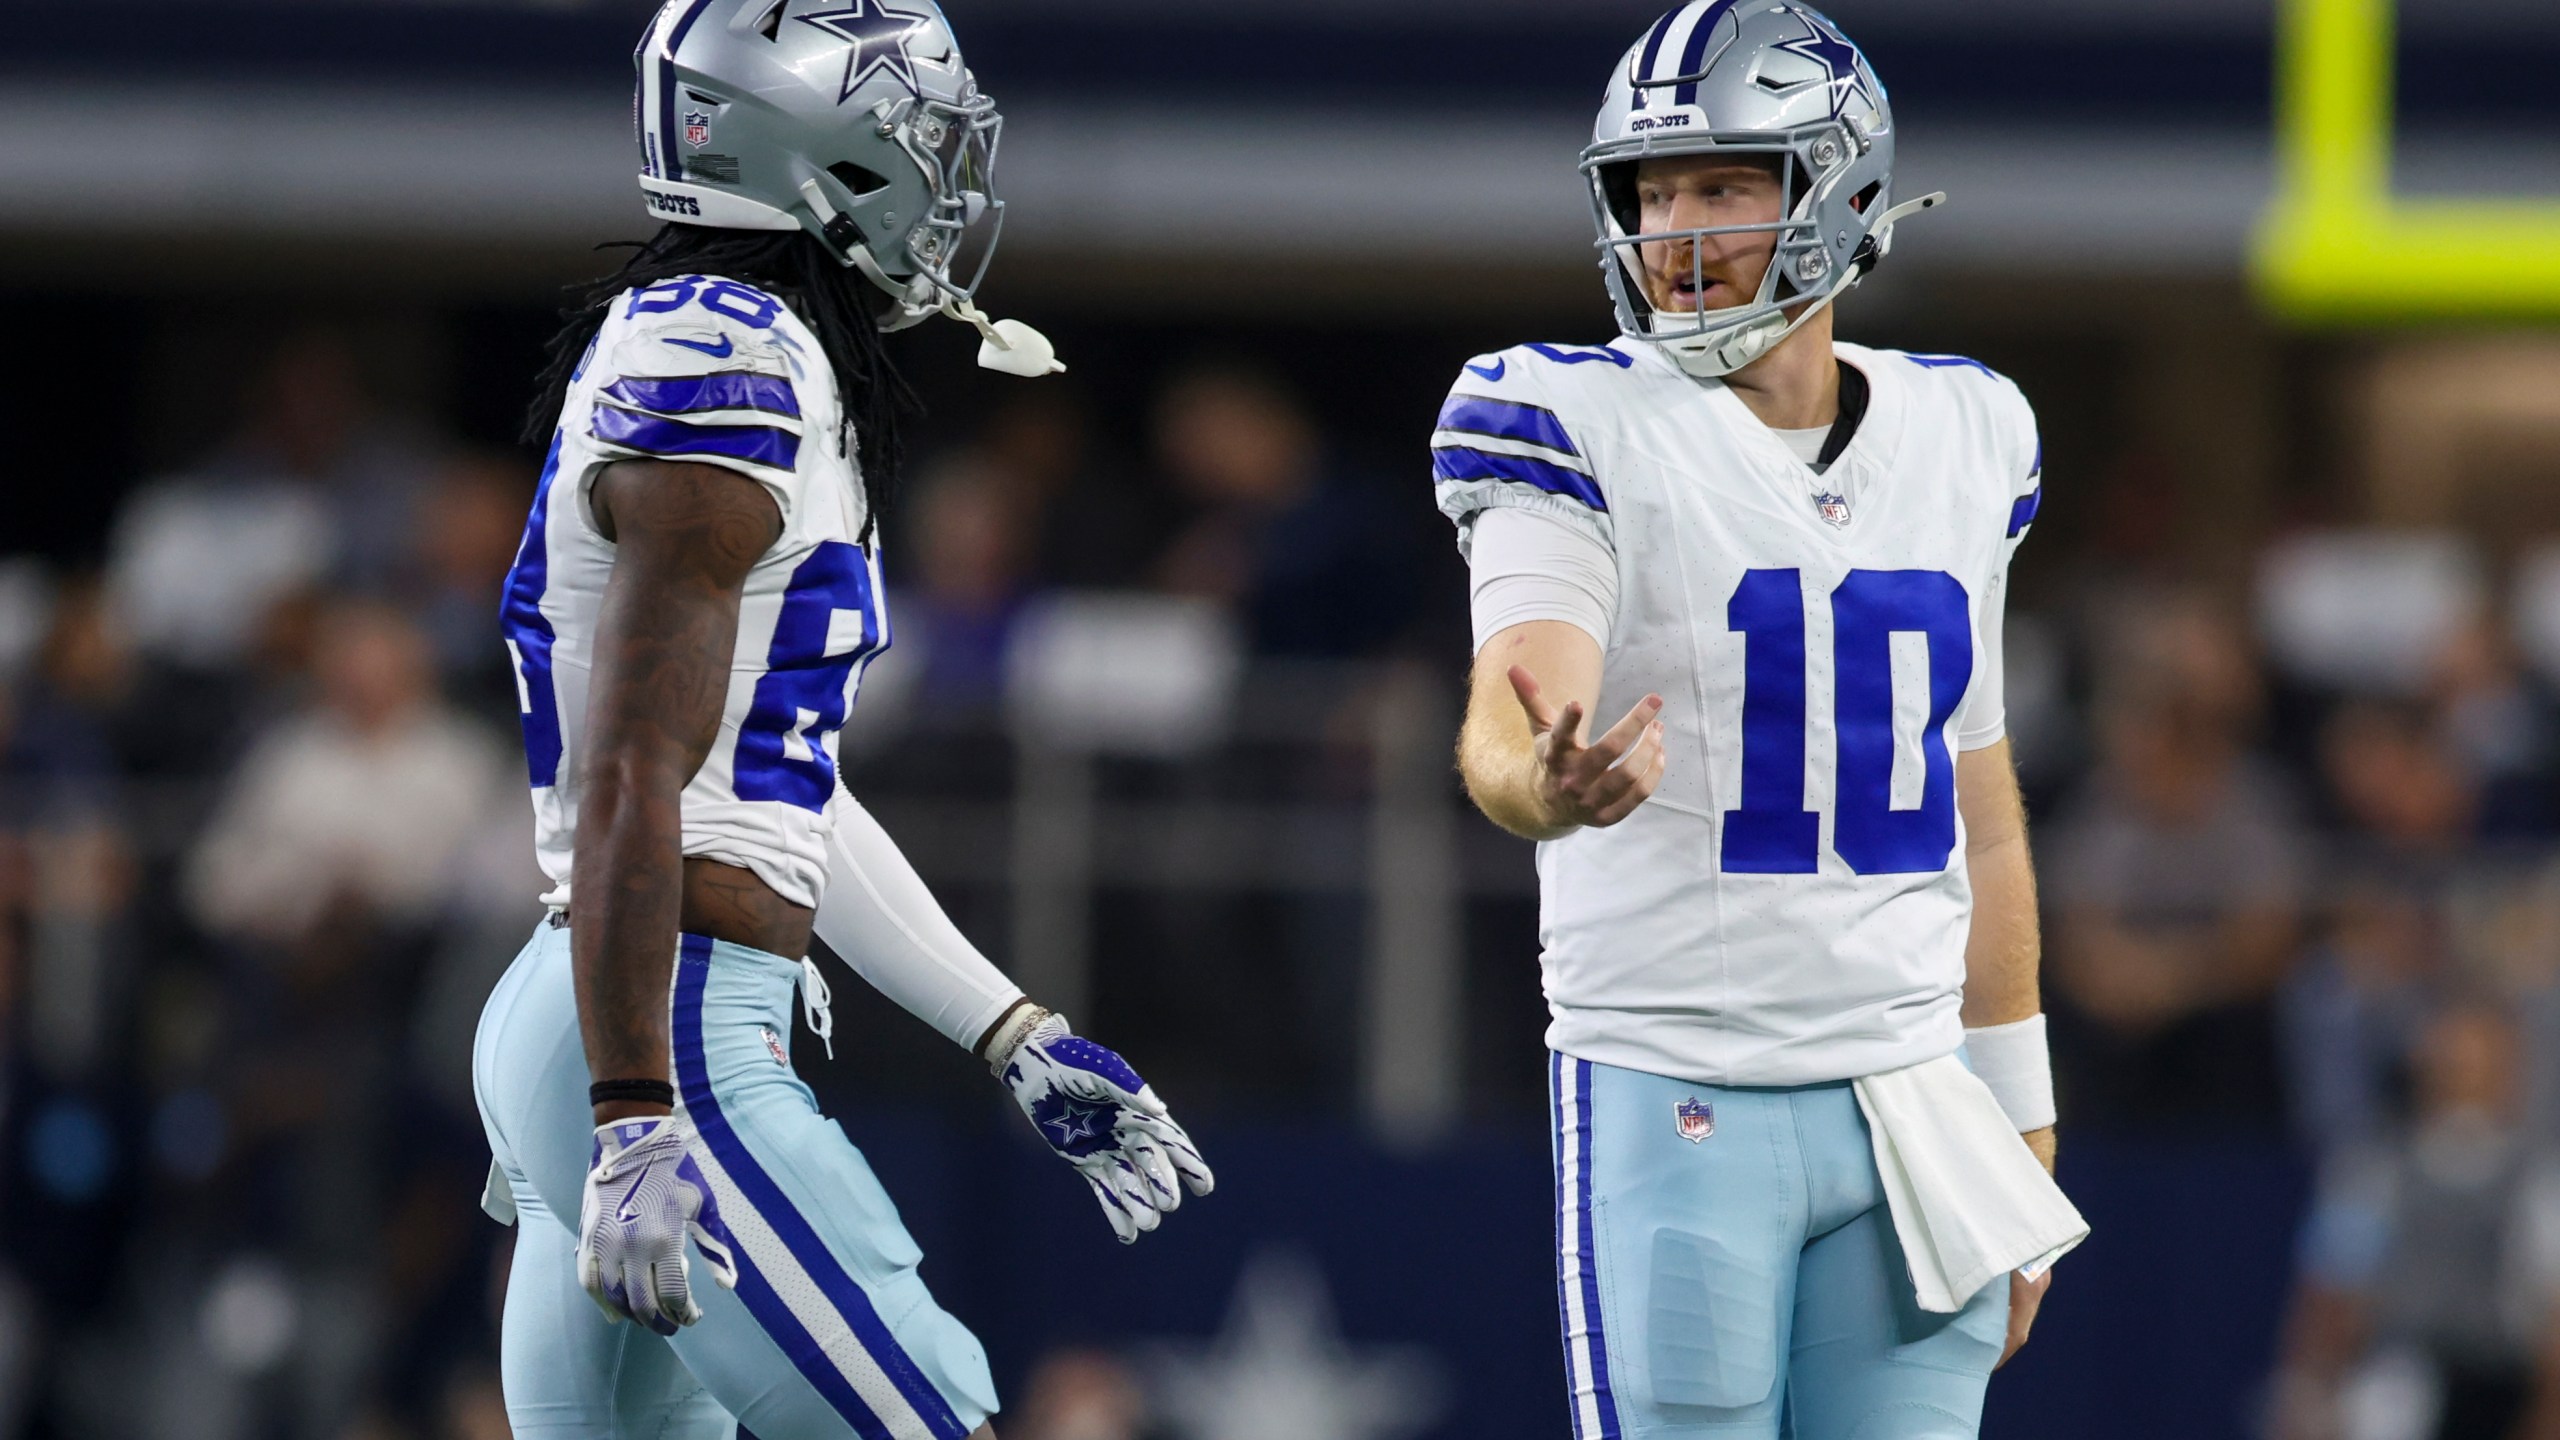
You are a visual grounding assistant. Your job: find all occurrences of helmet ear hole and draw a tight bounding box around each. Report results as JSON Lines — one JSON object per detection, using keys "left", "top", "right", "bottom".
{"left": 1598, "top": 162, "right": 1642, "bottom": 235}
{"left": 1614, "top": 251, "right": 1654, "bottom": 319}
{"left": 829, "top": 162, "right": 892, "bottom": 198}
{"left": 1851, "top": 180, "right": 1881, "bottom": 214}
{"left": 750, "top": 0, "right": 785, "bottom": 41}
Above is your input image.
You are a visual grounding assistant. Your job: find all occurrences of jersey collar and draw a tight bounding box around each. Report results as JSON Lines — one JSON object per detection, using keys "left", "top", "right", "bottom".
{"left": 1824, "top": 342, "right": 1907, "bottom": 490}
{"left": 1645, "top": 338, "right": 1909, "bottom": 526}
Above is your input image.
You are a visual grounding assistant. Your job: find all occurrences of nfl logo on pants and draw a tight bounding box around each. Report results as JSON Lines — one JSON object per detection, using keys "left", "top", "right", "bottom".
{"left": 1675, "top": 1097, "right": 1715, "bottom": 1143}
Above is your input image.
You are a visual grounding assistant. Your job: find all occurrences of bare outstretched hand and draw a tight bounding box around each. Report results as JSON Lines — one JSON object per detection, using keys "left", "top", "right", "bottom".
{"left": 1508, "top": 666, "right": 1666, "bottom": 831}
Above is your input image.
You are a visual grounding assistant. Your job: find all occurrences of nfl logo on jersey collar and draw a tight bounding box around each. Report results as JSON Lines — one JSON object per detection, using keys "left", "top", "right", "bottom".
{"left": 1675, "top": 1097, "right": 1715, "bottom": 1142}
{"left": 1813, "top": 491, "right": 1852, "bottom": 528}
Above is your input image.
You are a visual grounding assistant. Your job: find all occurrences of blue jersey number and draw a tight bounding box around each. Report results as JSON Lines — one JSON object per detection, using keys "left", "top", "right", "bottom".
{"left": 1721, "top": 568, "right": 1973, "bottom": 875}
{"left": 732, "top": 541, "right": 887, "bottom": 812}
{"left": 624, "top": 277, "right": 783, "bottom": 328}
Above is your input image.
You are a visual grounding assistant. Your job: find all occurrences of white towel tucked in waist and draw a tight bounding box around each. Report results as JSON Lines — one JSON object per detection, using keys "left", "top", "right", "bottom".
{"left": 1853, "top": 1053, "right": 2089, "bottom": 1313}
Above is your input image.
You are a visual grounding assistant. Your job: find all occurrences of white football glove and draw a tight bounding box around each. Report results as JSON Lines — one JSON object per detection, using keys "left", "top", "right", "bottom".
{"left": 992, "top": 1011, "right": 1214, "bottom": 1243}
{"left": 576, "top": 1114, "right": 739, "bottom": 1335}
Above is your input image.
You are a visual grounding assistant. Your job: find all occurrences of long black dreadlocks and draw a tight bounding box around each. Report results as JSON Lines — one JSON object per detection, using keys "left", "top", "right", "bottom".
{"left": 524, "top": 223, "right": 923, "bottom": 529}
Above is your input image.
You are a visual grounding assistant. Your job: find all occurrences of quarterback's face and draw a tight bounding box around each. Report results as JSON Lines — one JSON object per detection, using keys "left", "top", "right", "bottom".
{"left": 1631, "top": 155, "right": 1785, "bottom": 314}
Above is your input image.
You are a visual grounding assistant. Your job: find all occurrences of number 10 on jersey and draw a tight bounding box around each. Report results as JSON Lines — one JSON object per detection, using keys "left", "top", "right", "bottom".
{"left": 1723, "top": 568, "right": 1973, "bottom": 877}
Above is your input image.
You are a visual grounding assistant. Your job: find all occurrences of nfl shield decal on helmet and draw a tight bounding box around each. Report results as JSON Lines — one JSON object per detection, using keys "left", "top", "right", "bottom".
{"left": 682, "top": 110, "right": 711, "bottom": 148}
{"left": 1675, "top": 1097, "right": 1715, "bottom": 1142}
{"left": 1814, "top": 492, "right": 1852, "bottom": 528}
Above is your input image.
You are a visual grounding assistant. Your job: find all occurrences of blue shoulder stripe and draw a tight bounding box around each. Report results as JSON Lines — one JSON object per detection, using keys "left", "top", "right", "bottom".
{"left": 591, "top": 403, "right": 799, "bottom": 469}
{"left": 1435, "top": 395, "right": 1580, "bottom": 456}
{"left": 2007, "top": 484, "right": 2042, "bottom": 537}
{"left": 1433, "top": 445, "right": 1607, "bottom": 513}
{"left": 1526, "top": 342, "right": 1632, "bottom": 368}
{"left": 1904, "top": 352, "right": 1997, "bottom": 376}
{"left": 602, "top": 371, "right": 800, "bottom": 419}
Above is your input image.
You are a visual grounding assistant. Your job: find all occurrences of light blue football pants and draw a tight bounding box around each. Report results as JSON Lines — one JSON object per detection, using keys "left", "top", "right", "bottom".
{"left": 1551, "top": 1053, "right": 2008, "bottom": 1440}
{"left": 473, "top": 920, "right": 998, "bottom": 1440}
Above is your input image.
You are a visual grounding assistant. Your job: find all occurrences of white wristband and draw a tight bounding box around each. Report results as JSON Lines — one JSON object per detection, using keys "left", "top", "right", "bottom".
{"left": 1964, "top": 1014, "right": 2056, "bottom": 1132}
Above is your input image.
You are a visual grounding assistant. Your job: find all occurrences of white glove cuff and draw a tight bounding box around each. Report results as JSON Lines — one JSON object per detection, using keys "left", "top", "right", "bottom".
{"left": 981, "top": 1003, "right": 1054, "bottom": 1072}
{"left": 1964, "top": 1014, "right": 2056, "bottom": 1132}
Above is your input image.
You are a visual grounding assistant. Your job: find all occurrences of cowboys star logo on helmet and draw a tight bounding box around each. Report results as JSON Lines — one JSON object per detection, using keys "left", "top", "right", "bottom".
{"left": 1769, "top": 18, "right": 1876, "bottom": 120}
{"left": 795, "top": 0, "right": 940, "bottom": 104}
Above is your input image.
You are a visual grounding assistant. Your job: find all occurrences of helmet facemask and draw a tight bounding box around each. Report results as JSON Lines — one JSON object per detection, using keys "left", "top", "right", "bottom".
{"left": 1585, "top": 122, "right": 1881, "bottom": 379}
{"left": 1580, "top": 1, "right": 1937, "bottom": 380}
{"left": 810, "top": 87, "right": 1005, "bottom": 332}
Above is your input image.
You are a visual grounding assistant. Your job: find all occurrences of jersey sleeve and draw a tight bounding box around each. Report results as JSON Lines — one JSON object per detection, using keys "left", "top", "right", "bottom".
{"left": 1952, "top": 381, "right": 2042, "bottom": 752}
{"left": 1432, "top": 348, "right": 1616, "bottom": 560}
{"left": 579, "top": 283, "right": 813, "bottom": 521}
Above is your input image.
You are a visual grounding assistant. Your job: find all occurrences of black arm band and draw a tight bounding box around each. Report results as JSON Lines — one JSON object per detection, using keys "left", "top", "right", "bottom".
{"left": 588, "top": 1078, "right": 676, "bottom": 1108}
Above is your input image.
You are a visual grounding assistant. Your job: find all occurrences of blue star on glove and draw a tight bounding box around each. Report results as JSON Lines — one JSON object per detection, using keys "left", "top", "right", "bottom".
{"left": 995, "top": 1012, "right": 1214, "bottom": 1243}
{"left": 1034, "top": 1092, "right": 1123, "bottom": 1156}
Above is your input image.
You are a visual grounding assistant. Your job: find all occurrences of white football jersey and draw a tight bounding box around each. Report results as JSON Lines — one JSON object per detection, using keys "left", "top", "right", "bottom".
{"left": 502, "top": 274, "right": 889, "bottom": 912}
{"left": 1436, "top": 339, "right": 2042, "bottom": 1086}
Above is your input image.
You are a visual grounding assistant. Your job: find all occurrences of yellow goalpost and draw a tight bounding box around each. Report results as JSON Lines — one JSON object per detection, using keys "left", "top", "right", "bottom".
{"left": 2253, "top": 0, "right": 2560, "bottom": 321}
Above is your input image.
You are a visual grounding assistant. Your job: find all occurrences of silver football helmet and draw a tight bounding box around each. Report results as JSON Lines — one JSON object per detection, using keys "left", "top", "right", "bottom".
{"left": 1582, "top": 0, "right": 1943, "bottom": 378}
{"left": 633, "top": 0, "right": 1058, "bottom": 371}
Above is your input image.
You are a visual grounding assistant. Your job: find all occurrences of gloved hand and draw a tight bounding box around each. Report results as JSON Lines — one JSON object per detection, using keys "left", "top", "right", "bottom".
{"left": 992, "top": 1011, "right": 1214, "bottom": 1242}
{"left": 576, "top": 1114, "right": 739, "bottom": 1334}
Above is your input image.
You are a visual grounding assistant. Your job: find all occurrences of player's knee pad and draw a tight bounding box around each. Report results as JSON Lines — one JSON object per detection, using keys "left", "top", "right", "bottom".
{"left": 1646, "top": 1227, "right": 1784, "bottom": 1411}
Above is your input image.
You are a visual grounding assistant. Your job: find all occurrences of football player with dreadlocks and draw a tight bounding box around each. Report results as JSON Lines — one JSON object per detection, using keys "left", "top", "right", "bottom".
{"left": 472, "top": 4, "right": 1210, "bottom": 1437}
{"left": 1440, "top": 4, "right": 2086, "bottom": 1436}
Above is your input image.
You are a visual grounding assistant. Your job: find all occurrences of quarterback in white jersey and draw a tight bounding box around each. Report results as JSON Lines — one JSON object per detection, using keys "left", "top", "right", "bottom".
{"left": 472, "top": 6, "right": 1208, "bottom": 1439}
{"left": 1443, "top": 337, "right": 2036, "bottom": 1088}
{"left": 1445, "top": 5, "right": 2082, "bottom": 1438}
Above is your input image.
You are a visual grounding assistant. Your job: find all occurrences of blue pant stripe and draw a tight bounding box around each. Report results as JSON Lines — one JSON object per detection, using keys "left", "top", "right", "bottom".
{"left": 1573, "top": 1060, "right": 1622, "bottom": 1440}
{"left": 672, "top": 937, "right": 968, "bottom": 1440}
{"left": 1554, "top": 1053, "right": 1622, "bottom": 1440}
{"left": 732, "top": 1252, "right": 897, "bottom": 1440}
{"left": 1550, "top": 1052, "right": 1571, "bottom": 1440}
